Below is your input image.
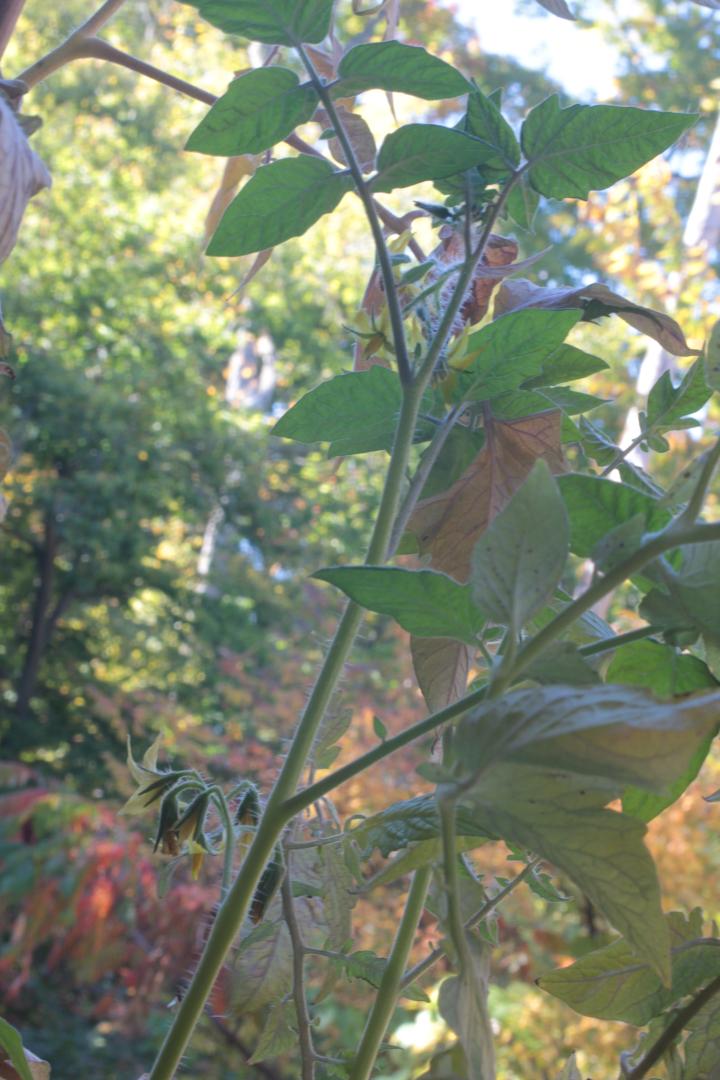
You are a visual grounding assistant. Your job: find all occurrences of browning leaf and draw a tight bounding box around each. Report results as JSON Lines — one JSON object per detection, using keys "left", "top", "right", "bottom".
{"left": 318, "top": 106, "right": 377, "bottom": 173}
{"left": 406, "top": 411, "right": 565, "bottom": 581}
{"left": 495, "top": 278, "right": 698, "bottom": 357}
{"left": 431, "top": 228, "right": 519, "bottom": 330}
{"left": 411, "top": 635, "right": 472, "bottom": 711}
{"left": 204, "top": 154, "right": 257, "bottom": 244}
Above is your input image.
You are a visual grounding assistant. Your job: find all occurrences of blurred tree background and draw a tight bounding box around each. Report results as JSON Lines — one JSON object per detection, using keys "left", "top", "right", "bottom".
{"left": 0, "top": 0, "right": 718, "bottom": 1076}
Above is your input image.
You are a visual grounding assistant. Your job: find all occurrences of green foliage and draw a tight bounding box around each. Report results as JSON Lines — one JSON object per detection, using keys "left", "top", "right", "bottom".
{"left": 313, "top": 566, "right": 485, "bottom": 642}
{"left": 333, "top": 42, "right": 471, "bottom": 99}
{"left": 522, "top": 95, "right": 697, "bottom": 200}
{"left": 179, "top": 0, "right": 335, "bottom": 44}
{"left": 186, "top": 69, "right": 319, "bottom": 157}
{"left": 470, "top": 461, "right": 569, "bottom": 634}
{"left": 4, "top": 1, "right": 720, "bottom": 1078}
{"left": 0, "top": 1016, "right": 34, "bottom": 1080}
{"left": 207, "top": 157, "right": 352, "bottom": 257}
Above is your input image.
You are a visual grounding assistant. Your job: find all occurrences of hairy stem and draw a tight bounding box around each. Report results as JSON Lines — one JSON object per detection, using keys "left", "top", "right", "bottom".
{"left": 348, "top": 867, "right": 431, "bottom": 1080}
{"left": 281, "top": 868, "right": 315, "bottom": 1080}
{"left": 624, "top": 974, "right": 720, "bottom": 1079}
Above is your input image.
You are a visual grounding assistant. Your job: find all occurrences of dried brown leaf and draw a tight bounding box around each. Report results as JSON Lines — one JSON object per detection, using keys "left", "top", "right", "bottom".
{"left": 204, "top": 155, "right": 256, "bottom": 245}
{"left": 407, "top": 412, "right": 565, "bottom": 581}
{"left": 495, "top": 278, "right": 698, "bottom": 357}
{"left": 318, "top": 106, "right": 377, "bottom": 173}
{"left": 0, "top": 1047, "right": 50, "bottom": 1079}
{"left": 0, "top": 96, "right": 51, "bottom": 265}
{"left": 411, "top": 636, "right": 471, "bottom": 711}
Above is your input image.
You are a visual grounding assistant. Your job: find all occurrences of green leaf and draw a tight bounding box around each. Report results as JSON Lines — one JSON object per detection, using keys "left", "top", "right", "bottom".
{"left": 539, "top": 910, "right": 718, "bottom": 1025}
{"left": 591, "top": 514, "right": 646, "bottom": 574}
{"left": 351, "top": 795, "right": 495, "bottom": 858}
{"left": 684, "top": 995, "right": 720, "bottom": 1079}
{"left": 419, "top": 426, "right": 485, "bottom": 499}
{"left": 333, "top": 42, "right": 471, "bottom": 99}
{"left": 522, "top": 95, "right": 696, "bottom": 200}
{"left": 460, "top": 766, "right": 671, "bottom": 980}
{"left": 646, "top": 357, "right": 711, "bottom": 432}
{"left": 0, "top": 1017, "right": 35, "bottom": 1080}
{"left": 319, "top": 843, "right": 355, "bottom": 952}
{"left": 522, "top": 642, "right": 600, "bottom": 686}
{"left": 704, "top": 317, "right": 720, "bottom": 390}
{"left": 249, "top": 1002, "right": 297, "bottom": 1063}
{"left": 522, "top": 344, "right": 609, "bottom": 388}
{"left": 179, "top": 0, "right": 334, "bottom": 44}
{"left": 465, "top": 86, "right": 521, "bottom": 172}
{"left": 273, "top": 366, "right": 408, "bottom": 456}
{"left": 456, "top": 309, "right": 582, "bottom": 402}
{"left": 372, "top": 715, "right": 388, "bottom": 741}
{"left": 557, "top": 474, "right": 670, "bottom": 557}
{"left": 207, "top": 156, "right": 352, "bottom": 257}
{"left": 470, "top": 461, "right": 569, "bottom": 634}
{"left": 313, "top": 566, "right": 485, "bottom": 643}
{"left": 641, "top": 541, "right": 720, "bottom": 649}
{"left": 438, "top": 937, "right": 495, "bottom": 1079}
{"left": 454, "top": 683, "right": 720, "bottom": 792}
{"left": 489, "top": 386, "right": 606, "bottom": 420}
{"left": 372, "top": 124, "right": 498, "bottom": 193}
{"left": 505, "top": 173, "right": 540, "bottom": 230}
{"left": 314, "top": 708, "right": 352, "bottom": 766}
{"left": 186, "top": 69, "right": 318, "bottom": 156}
{"left": 340, "top": 950, "right": 430, "bottom": 1002}
{"left": 608, "top": 640, "right": 718, "bottom": 698}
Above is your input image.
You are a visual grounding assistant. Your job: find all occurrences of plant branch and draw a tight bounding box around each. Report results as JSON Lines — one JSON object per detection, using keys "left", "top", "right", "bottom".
{"left": 624, "top": 974, "right": 720, "bottom": 1079}
{"left": 578, "top": 624, "right": 662, "bottom": 658}
{"left": 348, "top": 867, "right": 431, "bottom": 1080}
{"left": 438, "top": 793, "right": 470, "bottom": 968}
{"left": 285, "top": 518, "right": 720, "bottom": 816}
{"left": 677, "top": 432, "right": 720, "bottom": 524}
{"left": 281, "top": 866, "right": 315, "bottom": 1080}
{"left": 297, "top": 44, "right": 412, "bottom": 387}
{"left": 0, "top": 0, "right": 26, "bottom": 64}
{"left": 389, "top": 401, "right": 467, "bottom": 555}
{"left": 499, "top": 519, "right": 720, "bottom": 693}
{"left": 600, "top": 430, "right": 647, "bottom": 477}
{"left": 400, "top": 859, "right": 539, "bottom": 990}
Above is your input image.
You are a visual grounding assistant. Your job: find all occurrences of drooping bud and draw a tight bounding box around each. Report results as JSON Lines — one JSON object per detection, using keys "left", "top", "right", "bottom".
{"left": 234, "top": 785, "right": 260, "bottom": 827}
{"left": 249, "top": 849, "right": 284, "bottom": 924}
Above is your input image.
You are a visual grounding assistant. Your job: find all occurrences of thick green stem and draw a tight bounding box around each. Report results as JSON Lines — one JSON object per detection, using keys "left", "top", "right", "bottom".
{"left": 146, "top": 335, "right": 426, "bottom": 1080}
{"left": 348, "top": 867, "right": 431, "bottom": 1080}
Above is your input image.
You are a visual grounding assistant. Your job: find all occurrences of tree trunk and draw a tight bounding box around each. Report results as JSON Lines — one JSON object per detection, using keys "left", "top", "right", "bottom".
{"left": 15, "top": 510, "right": 57, "bottom": 718}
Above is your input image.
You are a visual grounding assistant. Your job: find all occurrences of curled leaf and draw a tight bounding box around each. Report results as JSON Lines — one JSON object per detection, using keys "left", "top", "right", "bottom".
{"left": 0, "top": 96, "right": 51, "bottom": 266}
{"left": 495, "top": 278, "right": 698, "bottom": 357}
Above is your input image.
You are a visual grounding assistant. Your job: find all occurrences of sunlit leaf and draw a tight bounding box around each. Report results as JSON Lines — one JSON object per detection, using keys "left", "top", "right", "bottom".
{"left": 186, "top": 69, "right": 318, "bottom": 156}
{"left": 411, "top": 636, "right": 473, "bottom": 711}
{"left": 333, "top": 42, "right": 471, "bottom": 99}
{"left": 178, "top": 0, "right": 334, "bottom": 44}
{"left": 372, "top": 124, "right": 500, "bottom": 193}
{"left": 522, "top": 95, "right": 696, "bottom": 200}
{"left": 207, "top": 157, "right": 352, "bottom": 257}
